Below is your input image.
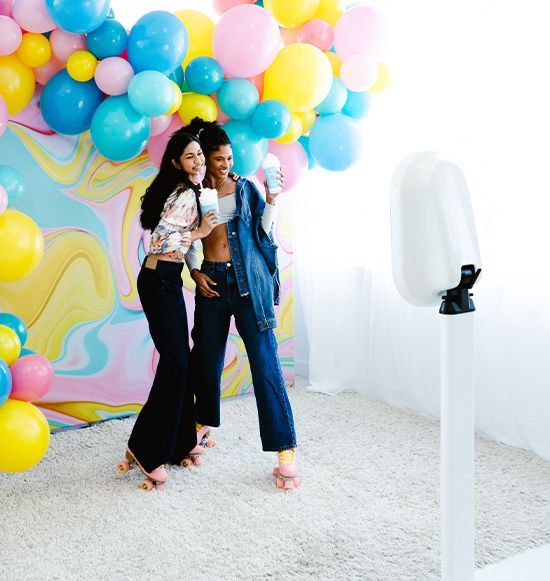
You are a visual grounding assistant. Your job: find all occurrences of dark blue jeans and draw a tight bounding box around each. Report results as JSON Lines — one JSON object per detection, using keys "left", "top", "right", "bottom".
{"left": 128, "top": 259, "right": 197, "bottom": 473}
{"left": 190, "top": 260, "right": 296, "bottom": 452}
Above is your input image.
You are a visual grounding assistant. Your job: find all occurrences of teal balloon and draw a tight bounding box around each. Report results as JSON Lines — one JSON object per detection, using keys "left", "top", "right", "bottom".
{"left": 223, "top": 120, "right": 267, "bottom": 177}
{"left": 168, "top": 67, "right": 185, "bottom": 90}
{"left": 41, "top": 70, "right": 103, "bottom": 135}
{"left": 91, "top": 95, "right": 151, "bottom": 162}
{"left": 298, "top": 136, "right": 317, "bottom": 169}
{"left": 0, "top": 313, "right": 27, "bottom": 346}
{"left": 251, "top": 100, "right": 291, "bottom": 139}
{"left": 309, "top": 114, "right": 361, "bottom": 171}
{"left": 0, "top": 166, "right": 24, "bottom": 208}
{"left": 315, "top": 77, "right": 347, "bottom": 116}
{"left": 342, "top": 90, "right": 371, "bottom": 119}
{"left": 86, "top": 19, "right": 127, "bottom": 59}
{"left": 185, "top": 57, "right": 224, "bottom": 95}
{"left": 217, "top": 78, "right": 258, "bottom": 120}
{"left": 0, "top": 360, "right": 11, "bottom": 407}
{"left": 128, "top": 71, "right": 174, "bottom": 117}
{"left": 45, "top": 0, "right": 111, "bottom": 34}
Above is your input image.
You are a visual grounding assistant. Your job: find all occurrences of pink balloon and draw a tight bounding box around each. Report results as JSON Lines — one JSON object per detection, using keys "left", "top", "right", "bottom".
{"left": 150, "top": 115, "right": 172, "bottom": 137}
{"left": 256, "top": 141, "right": 307, "bottom": 191}
{"left": 12, "top": 0, "right": 56, "bottom": 33}
{"left": 10, "top": 354, "right": 54, "bottom": 402}
{"left": 214, "top": 5, "right": 280, "bottom": 78}
{"left": 0, "top": 185, "right": 8, "bottom": 214}
{"left": 147, "top": 114, "right": 185, "bottom": 168}
{"left": 340, "top": 54, "right": 378, "bottom": 92}
{"left": 298, "top": 19, "right": 334, "bottom": 52}
{"left": 49, "top": 28, "right": 86, "bottom": 62}
{"left": 94, "top": 57, "right": 134, "bottom": 96}
{"left": 0, "top": 94, "right": 7, "bottom": 137}
{"left": 213, "top": 0, "right": 255, "bottom": 15}
{"left": 34, "top": 55, "right": 63, "bottom": 85}
{"left": 333, "top": 6, "right": 386, "bottom": 61}
{"left": 0, "top": 15, "right": 22, "bottom": 55}
{"left": 0, "top": 0, "right": 13, "bottom": 17}
{"left": 280, "top": 26, "right": 299, "bottom": 46}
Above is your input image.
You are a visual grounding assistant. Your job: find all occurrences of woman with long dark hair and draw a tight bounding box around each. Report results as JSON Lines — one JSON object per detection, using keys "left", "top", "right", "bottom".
{"left": 185, "top": 118, "right": 299, "bottom": 490}
{"left": 117, "top": 130, "right": 217, "bottom": 490}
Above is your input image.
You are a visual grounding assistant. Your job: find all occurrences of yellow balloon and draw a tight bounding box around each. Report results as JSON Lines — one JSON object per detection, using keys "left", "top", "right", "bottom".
{"left": 165, "top": 81, "right": 182, "bottom": 115}
{"left": 297, "top": 109, "right": 317, "bottom": 134}
{"left": 0, "top": 400, "right": 50, "bottom": 473}
{"left": 67, "top": 50, "right": 97, "bottom": 83}
{"left": 369, "top": 63, "right": 391, "bottom": 93}
{"left": 264, "top": 0, "right": 320, "bottom": 28}
{"left": 276, "top": 113, "right": 303, "bottom": 144}
{"left": 0, "top": 324, "right": 21, "bottom": 365}
{"left": 16, "top": 33, "right": 52, "bottom": 69}
{"left": 177, "top": 92, "right": 217, "bottom": 124}
{"left": 313, "top": 0, "right": 344, "bottom": 26}
{"left": 0, "top": 209, "right": 44, "bottom": 282}
{"left": 0, "top": 54, "right": 35, "bottom": 115}
{"left": 175, "top": 10, "right": 215, "bottom": 69}
{"left": 325, "top": 51, "right": 342, "bottom": 77}
{"left": 263, "top": 44, "right": 333, "bottom": 113}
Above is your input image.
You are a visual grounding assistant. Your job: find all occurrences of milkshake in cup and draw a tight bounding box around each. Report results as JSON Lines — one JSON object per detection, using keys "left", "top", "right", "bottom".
{"left": 199, "top": 187, "right": 219, "bottom": 216}
{"left": 262, "top": 153, "right": 283, "bottom": 194}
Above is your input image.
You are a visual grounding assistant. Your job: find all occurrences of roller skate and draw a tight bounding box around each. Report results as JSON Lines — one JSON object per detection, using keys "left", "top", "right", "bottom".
{"left": 196, "top": 423, "right": 216, "bottom": 449}
{"left": 273, "top": 449, "right": 300, "bottom": 490}
{"left": 178, "top": 444, "right": 205, "bottom": 468}
{"left": 116, "top": 449, "right": 168, "bottom": 491}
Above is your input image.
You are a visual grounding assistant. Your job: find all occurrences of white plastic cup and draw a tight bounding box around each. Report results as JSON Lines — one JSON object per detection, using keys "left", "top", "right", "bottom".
{"left": 262, "top": 153, "right": 283, "bottom": 194}
{"left": 199, "top": 187, "right": 219, "bottom": 215}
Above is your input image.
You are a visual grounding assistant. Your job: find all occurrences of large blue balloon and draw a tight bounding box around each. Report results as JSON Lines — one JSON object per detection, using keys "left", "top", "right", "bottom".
{"left": 185, "top": 57, "right": 224, "bottom": 95}
{"left": 251, "top": 100, "right": 291, "bottom": 139}
{"left": 342, "top": 91, "right": 371, "bottom": 120}
{"left": 91, "top": 95, "right": 151, "bottom": 162}
{"left": 128, "top": 71, "right": 174, "bottom": 118}
{"left": 309, "top": 114, "right": 361, "bottom": 171}
{"left": 41, "top": 70, "right": 103, "bottom": 135}
{"left": 45, "top": 0, "right": 111, "bottom": 34}
{"left": 128, "top": 11, "right": 188, "bottom": 74}
{"left": 0, "top": 360, "right": 12, "bottom": 407}
{"left": 0, "top": 313, "right": 28, "bottom": 346}
{"left": 0, "top": 166, "right": 24, "bottom": 208}
{"left": 217, "top": 78, "right": 259, "bottom": 120}
{"left": 315, "top": 77, "right": 348, "bottom": 116}
{"left": 86, "top": 19, "right": 127, "bottom": 59}
{"left": 224, "top": 120, "right": 267, "bottom": 177}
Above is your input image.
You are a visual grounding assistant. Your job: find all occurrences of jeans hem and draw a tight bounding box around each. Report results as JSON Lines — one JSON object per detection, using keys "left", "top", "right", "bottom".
{"left": 262, "top": 443, "right": 297, "bottom": 452}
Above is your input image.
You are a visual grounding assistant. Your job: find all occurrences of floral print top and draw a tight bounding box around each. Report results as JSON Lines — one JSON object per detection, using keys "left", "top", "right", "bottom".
{"left": 149, "top": 185, "right": 199, "bottom": 261}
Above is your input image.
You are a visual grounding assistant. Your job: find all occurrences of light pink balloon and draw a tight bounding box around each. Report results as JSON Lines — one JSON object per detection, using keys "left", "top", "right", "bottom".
{"left": 0, "top": 94, "right": 7, "bottom": 137}
{"left": 0, "top": 185, "right": 8, "bottom": 214}
{"left": 150, "top": 114, "right": 172, "bottom": 137}
{"left": 256, "top": 141, "right": 307, "bottom": 191}
{"left": 34, "top": 55, "right": 63, "bottom": 85}
{"left": 94, "top": 57, "right": 134, "bottom": 96}
{"left": 10, "top": 354, "right": 54, "bottom": 402}
{"left": 213, "top": 5, "right": 280, "bottom": 78}
{"left": 147, "top": 114, "right": 185, "bottom": 168}
{"left": 333, "top": 6, "right": 386, "bottom": 60}
{"left": 0, "top": 15, "right": 22, "bottom": 55}
{"left": 298, "top": 19, "right": 334, "bottom": 52}
{"left": 213, "top": 0, "right": 255, "bottom": 15}
{"left": 12, "top": 0, "right": 56, "bottom": 33}
{"left": 49, "top": 29, "right": 87, "bottom": 62}
{"left": 340, "top": 54, "right": 378, "bottom": 92}
{"left": 0, "top": 0, "right": 13, "bottom": 17}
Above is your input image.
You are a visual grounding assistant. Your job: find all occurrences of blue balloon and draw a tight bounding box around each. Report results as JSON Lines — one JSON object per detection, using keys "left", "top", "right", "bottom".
{"left": 298, "top": 136, "right": 317, "bottom": 169}
{"left": 315, "top": 77, "right": 348, "bottom": 116}
{"left": 0, "top": 166, "right": 24, "bottom": 208}
{"left": 128, "top": 11, "right": 188, "bottom": 74}
{"left": 217, "top": 78, "right": 258, "bottom": 120}
{"left": 0, "top": 313, "right": 28, "bottom": 346}
{"left": 168, "top": 67, "right": 185, "bottom": 90}
{"left": 342, "top": 91, "right": 371, "bottom": 119}
{"left": 185, "top": 57, "right": 224, "bottom": 95}
{"left": 128, "top": 71, "right": 174, "bottom": 117}
{"left": 0, "top": 360, "right": 12, "bottom": 407}
{"left": 91, "top": 95, "right": 151, "bottom": 162}
{"left": 45, "top": 0, "right": 111, "bottom": 34}
{"left": 223, "top": 120, "right": 267, "bottom": 177}
{"left": 20, "top": 347, "right": 36, "bottom": 357}
{"left": 251, "top": 100, "right": 291, "bottom": 139}
{"left": 41, "top": 70, "right": 103, "bottom": 135}
{"left": 309, "top": 114, "right": 361, "bottom": 171}
{"left": 86, "top": 19, "right": 127, "bottom": 59}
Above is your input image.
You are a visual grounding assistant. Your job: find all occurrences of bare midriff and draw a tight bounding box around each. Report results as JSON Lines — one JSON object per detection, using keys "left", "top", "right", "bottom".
{"left": 202, "top": 223, "right": 231, "bottom": 262}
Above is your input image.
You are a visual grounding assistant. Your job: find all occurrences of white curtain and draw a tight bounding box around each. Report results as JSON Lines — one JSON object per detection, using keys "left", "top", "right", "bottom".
{"left": 295, "top": 0, "right": 550, "bottom": 459}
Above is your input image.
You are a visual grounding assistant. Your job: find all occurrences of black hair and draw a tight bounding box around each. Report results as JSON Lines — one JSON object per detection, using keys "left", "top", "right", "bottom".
{"left": 186, "top": 117, "right": 231, "bottom": 158}
{"left": 140, "top": 129, "right": 202, "bottom": 231}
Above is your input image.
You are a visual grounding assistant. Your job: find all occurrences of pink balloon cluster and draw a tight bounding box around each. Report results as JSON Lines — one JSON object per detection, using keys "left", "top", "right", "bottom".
{"left": 10, "top": 354, "right": 54, "bottom": 402}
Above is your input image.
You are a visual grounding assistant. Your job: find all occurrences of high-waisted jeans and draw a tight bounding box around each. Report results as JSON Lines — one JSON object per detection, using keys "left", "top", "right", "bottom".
{"left": 128, "top": 259, "right": 197, "bottom": 473}
{"left": 189, "top": 260, "right": 296, "bottom": 452}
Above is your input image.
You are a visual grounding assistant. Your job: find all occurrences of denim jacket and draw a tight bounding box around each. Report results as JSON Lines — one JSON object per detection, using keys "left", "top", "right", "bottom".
{"left": 226, "top": 178, "right": 280, "bottom": 331}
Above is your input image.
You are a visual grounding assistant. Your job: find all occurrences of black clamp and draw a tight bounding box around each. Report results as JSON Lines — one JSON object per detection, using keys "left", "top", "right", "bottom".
{"left": 439, "top": 264, "right": 482, "bottom": 315}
